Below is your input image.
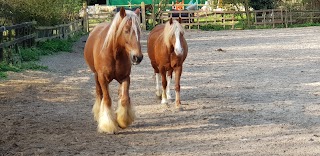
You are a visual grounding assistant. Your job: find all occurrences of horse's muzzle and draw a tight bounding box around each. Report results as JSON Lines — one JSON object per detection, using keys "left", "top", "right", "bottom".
{"left": 132, "top": 55, "right": 143, "bottom": 65}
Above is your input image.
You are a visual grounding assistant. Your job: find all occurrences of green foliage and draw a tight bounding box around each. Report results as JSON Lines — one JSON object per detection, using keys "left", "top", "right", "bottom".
{"left": 0, "top": 62, "right": 21, "bottom": 72}
{"left": 197, "top": 24, "right": 229, "bottom": 31}
{"left": 20, "top": 62, "right": 48, "bottom": 70}
{"left": 250, "top": 0, "right": 276, "bottom": 10}
{"left": 0, "top": 0, "right": 83, "bottom": 26}
{"left": 0, "top": 72, "right": 6, "bottom": 79}
{"left": 37, "top": 32, "right": 84, "bottom": 53}
{"left": 38, "top": 39, "right": 73, "bottom": 52}
{"left": 288, "top": 22, "right": 320, "bottom": 28}
{"left": 0, "top": 62, "right": 22, "bottom": 79}
{"left": 0, "top": 33, "right": 83, "bottom": 80}
{"left": 20, "top": 48, "right": 41, "bottom": 62}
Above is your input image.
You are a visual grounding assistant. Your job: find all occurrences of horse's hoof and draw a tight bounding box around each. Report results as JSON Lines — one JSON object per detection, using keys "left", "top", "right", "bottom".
{"left": 97, "top": 110, "right": 119, "bottom": 134}
{"left": 156, "top": 95, "right": 162, "bottom": 99}
{"left": 176, "top": 106, "right": 183, "bottom": 111}
{"left": 162, "top": 103, "right": 170, "bottom": 108}
{"left": 161, "top": 99, "right": 168, "bottom": 104}
{"left": 156, "top": 92, "right": 161, "bottom": 99}
{"left": 97, "top": 125, "right": 118, "bottom": 134}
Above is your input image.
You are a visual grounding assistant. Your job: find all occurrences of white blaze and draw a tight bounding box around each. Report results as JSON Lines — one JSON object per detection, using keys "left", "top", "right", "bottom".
{"left": 174, "top": 29, "right": 183, "bottom": 56}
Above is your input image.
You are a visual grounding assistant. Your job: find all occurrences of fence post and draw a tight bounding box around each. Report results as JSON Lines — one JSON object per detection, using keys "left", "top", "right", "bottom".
{"left": 0, "top": 28, "right": 3, "bottom": 62}
{"left": 31, "top": 21, "right": 36, "bottom": 46}
{"left": 310, "top": 11, "right": 314, "bottom": 23}
{"left": 152, "top": 0, "right": 155, "bottom": 27}
{"left": 244, "top": 0, "right": 251, "bottom": 27}
{"left": 263, "top": 10, "right": 266, "bottom": 27}
{"left": 83, "top": 2, "right": 89, "bottom": 32}
{"left": 222, "top": 12, "right": 225, "bottom": 29}
{"left": 232, "top": 12, "right": 235, "bottom": 29}
{"left": 141, "top": 2, "right": 146, "bottom": 30}
{"left": 272, "top": 9, "right": 275, "bottom": 28}
{"left": 284, "top": 9, "right": 288, "bottom": 28}
{"left": 197, "top": 11, "right": 199, "bottom": 30}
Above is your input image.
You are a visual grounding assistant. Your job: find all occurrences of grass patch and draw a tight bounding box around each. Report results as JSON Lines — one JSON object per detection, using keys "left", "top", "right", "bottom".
{"left": 197, "top": 24, "right": 231, "bottom": 31}
{"left": 288, "top": 22, "right": 320, "bottom": 28}
{"left": 0, "top": 32, "right": 84, "bottom": 80}
{"left": 0, "top": 62, "right": 22, "bottom": 79}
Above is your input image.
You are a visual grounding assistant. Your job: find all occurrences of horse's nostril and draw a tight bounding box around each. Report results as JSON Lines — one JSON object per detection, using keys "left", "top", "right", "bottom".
{"left": 132, "top": 55, "right": 143, "bottom": 64}
{"left": 133, "top": 55, "right": 137, "bottom": 62}
{"left": 137, "top": 55, "right": 143, "bottom": 62}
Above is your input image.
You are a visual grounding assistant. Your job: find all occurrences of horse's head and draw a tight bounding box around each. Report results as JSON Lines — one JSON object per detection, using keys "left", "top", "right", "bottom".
{"left": 164, "top": 18, "right": 185, "bottom": 56}
{"left": 117, "top": 7, "right": 143, "bottom": 65}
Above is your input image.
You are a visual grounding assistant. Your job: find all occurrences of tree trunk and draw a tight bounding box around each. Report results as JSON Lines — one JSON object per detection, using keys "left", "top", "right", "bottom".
{"left": 244, "top": 0, "right": 251, "bottom": 27}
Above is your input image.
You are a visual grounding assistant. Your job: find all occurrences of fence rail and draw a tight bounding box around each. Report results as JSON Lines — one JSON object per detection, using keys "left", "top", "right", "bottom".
{"left": 0, "top": 22, "right": 36, "bottom": 62}
{"left": 158, "top": 9, "right": 320, "bottom": 29}
{"left": 36, "top": 19, "right": 83, "bottom": 42}
{"left": 0, "top": 19, "right": 83, "bottom": 62}
{"left": 84, "top": 3, "right": 320, "bottom": 31}
{"left": 87, "top": 12, "right": 114, "bottom": 31}
{"left": 0, "top": 22, "right": 36, "bottom": 49}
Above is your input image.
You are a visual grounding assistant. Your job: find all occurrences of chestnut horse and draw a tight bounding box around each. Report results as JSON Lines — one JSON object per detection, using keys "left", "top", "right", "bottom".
{"left": 84, "top": 8, "right": 143, "bottom": 134}
{"left": 147, "top": 18, "right": 188, "bottom": 109}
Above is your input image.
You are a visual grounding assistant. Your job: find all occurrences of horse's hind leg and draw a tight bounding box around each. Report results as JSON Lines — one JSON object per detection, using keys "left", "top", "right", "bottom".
{"left": 97, "top": 73, "right": 118, "bottom": 134}
{"left": 152, "top": 63, "right": 161, "bottom": 98}
{"left": 116, "top": 77, "right": 135, "bottom": 129}
{"left": 92, "top": 74, "right": 102, "bottom": 122}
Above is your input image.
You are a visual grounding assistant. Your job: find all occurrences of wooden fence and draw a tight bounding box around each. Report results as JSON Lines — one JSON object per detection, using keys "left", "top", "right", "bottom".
{"left": 84, "top": 3, "right": 320, "bottom": 31}
{"left": 36, "top": 19, "right": 83, "bottom": 42}
{"left": 0, "top": 19, "right": 83, "bottom": 63}
{"left": 0, "top": 22, "right": 36, "bottom": 62}
{"left": 87, "top": 12, "right": 115, "bottom": 31}
{"left": 160, "top": 9, "right": 320, "bottom": 29}
{"left": 159, "top": 10, "right": 240, "bottom": 29}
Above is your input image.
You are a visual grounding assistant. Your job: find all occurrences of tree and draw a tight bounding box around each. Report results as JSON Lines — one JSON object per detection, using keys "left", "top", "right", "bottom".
{"left": 250, "top": 0, "right": 276, "bottom": 10}
{"left": 302, "top": 0, "right": 320, "bottom": 10}
{"left": 0, "top": 0, "right": 83, "bottom": 26}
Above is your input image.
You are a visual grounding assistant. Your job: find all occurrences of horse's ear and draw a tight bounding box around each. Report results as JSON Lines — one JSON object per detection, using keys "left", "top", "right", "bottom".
{"left": 134, "top": 8, "right": 140, "bottom": 15}
{"left": 169, "top": 18, "right": 173, "bottom": 25}
{"left": 178, "top": 17, "right": 182, "bottom": 24}
{"left": 120, "top": 7, "right": 126, "bottom": 18}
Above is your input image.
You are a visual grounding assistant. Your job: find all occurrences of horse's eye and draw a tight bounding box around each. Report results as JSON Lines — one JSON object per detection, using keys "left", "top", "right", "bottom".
{"left": 125, "top": 30, "right": 130, "bottom": 34}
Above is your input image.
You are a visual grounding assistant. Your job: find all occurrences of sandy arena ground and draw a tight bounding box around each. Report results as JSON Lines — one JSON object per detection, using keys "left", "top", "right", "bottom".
{"left": 1, "top": 27, "right": 320, "bottom": 155}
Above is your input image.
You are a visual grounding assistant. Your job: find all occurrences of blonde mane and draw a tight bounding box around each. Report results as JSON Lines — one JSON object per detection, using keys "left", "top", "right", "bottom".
{"left": 103, "top": 10, "right": 141, "bottom": 50}
{"left": 163, "top": 20, "right": 185, "bottom": 48}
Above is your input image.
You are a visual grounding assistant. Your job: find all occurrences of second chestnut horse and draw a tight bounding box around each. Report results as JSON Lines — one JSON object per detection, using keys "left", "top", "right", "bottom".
{"left": 147, "top": 18, "right": 188, "bottom": 109}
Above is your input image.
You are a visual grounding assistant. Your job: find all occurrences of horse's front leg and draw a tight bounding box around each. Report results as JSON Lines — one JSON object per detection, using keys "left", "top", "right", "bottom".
{"left": 155, "top": 73, "right": 161, "bottom": 98}
{"left": 116, "top": 76, "right": 135, "bottom": 129}
{"left": 97, "top": 73, "right": 118, "bottom": 134}
{"left": 160, "top": 67, "right": 169, "bottom": 105}
{"left": 166, "top": 69, "right": 173, "bottom": 101}
{"left": 174, "top": 66, "right": 182, "bottom": 109}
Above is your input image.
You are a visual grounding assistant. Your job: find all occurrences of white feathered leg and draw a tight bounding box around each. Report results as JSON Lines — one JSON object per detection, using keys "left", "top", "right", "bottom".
{"left": 97, "top": 99, "right": 118, "bottom": 134}
{"left": 166, "top": 75, "right": 172, "bottom": 100}
{"left": 155, "top": 73, "right": 161, "bottom": 98}
{"left": 92, "top": 97, "right": 101, "bottom": 122}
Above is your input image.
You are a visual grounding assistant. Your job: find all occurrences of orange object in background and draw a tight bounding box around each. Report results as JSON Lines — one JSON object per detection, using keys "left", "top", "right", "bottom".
{"left": 173, "top": 0, "right": 184, "bottom": 10}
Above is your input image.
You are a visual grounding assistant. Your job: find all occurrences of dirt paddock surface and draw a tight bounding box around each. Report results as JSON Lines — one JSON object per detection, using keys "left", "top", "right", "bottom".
{"left": 1, "top": 27, "right": 320, "bottom": 155}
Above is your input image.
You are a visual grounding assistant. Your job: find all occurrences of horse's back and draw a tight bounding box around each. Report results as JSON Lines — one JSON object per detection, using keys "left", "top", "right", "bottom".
{"left": 84, "top": 23, "right": 110, "bottom": 73}
{"left": 147, "top": 24, "right": 165, "bottom": 63}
